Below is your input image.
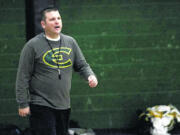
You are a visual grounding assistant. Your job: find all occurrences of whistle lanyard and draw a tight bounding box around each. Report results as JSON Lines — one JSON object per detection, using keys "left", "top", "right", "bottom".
{"left": 45, "top": 37, "right": 62, "bottom": 80}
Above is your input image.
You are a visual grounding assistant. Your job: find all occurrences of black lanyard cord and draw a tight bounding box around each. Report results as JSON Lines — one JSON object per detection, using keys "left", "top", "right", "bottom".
{"left": 45, "top": 37, "right": 62, "bottom": 80}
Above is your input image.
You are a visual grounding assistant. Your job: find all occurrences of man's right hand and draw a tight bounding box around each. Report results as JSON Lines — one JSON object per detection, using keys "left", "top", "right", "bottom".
{"left": 19, "top": 107, "right": 30, "bottom": 117}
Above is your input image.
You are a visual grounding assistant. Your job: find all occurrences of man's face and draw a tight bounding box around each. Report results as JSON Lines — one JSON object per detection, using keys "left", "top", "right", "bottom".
{"left": 41, "top": 11, "right": 62, "bottom": 37}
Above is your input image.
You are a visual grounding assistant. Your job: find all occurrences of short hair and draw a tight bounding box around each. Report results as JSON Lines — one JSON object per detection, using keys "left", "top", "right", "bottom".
{"left": 41, "top": 6, "right": 59, "bottom": 21}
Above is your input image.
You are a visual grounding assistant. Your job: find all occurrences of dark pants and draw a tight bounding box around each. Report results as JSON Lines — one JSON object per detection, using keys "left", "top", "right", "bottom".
{"left": 29, "top": 104, "right": 71, "bottom": 135}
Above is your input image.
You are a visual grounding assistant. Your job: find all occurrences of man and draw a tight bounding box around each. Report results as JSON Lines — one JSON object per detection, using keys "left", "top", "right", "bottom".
{"left": 16, "top": 7, "right": 98, "bottom": 135}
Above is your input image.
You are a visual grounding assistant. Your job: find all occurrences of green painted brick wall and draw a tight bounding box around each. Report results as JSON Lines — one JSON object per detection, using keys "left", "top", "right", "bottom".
{"left": 0, "top": 0, "right": 27, "bottom": 128}
{"left": 57, "top": 0, "right": 180, "bottom": 129}
{"left": 0, "top": 0, "right": 180, "bottom": 129}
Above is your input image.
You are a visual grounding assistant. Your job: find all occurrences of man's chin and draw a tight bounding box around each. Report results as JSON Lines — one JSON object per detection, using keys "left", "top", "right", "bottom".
{"left": 55, "top": 30, "right": 61, "bottom": 34}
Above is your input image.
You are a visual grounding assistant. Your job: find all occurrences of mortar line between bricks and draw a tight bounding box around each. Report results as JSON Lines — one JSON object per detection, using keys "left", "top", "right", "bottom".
{"left": 0, "top": 60, "right": 180, "bottom": 71}
{"left": 63, "top": 17, "right": 179, "bottom": 23}
{"left": 0, "top": 76, "right": 175, "bottom": 86}
{"left": 71, "top": 90, "right": 180, "bottom": 98}
{"left": 1, "top": 89, "right": 180, "bottom": 101}
{"left": 59, "top": 2, "right": 180, "bottom": 9}
{"left": 1, "top": 47, "right": 180, "bottom": 55}
{"left": 0, "top": 113, "right": 18, "bottom": 117}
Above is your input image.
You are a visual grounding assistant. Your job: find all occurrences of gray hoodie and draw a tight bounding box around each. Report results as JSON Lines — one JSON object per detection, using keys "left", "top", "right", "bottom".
{"left": 16, "top": 33, "right": 95, "bottom": 109}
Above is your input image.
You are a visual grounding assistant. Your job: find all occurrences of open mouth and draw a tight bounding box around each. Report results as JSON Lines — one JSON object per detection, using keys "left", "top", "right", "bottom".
{"left": 55, "top": 26, "right": 60, "bottom": 29}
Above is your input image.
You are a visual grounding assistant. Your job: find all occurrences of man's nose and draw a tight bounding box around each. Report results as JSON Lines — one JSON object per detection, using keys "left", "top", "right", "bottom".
{"left": 55, "top": 19, "right": 60, "bottom": 23}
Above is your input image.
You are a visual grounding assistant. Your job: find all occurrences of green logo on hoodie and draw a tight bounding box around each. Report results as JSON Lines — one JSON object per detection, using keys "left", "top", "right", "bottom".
{"left": 43, "top": 47, "right": 72, "bottom": 68}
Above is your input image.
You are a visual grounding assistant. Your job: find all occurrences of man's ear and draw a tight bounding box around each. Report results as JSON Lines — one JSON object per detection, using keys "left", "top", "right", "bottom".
{"left": 41, "top": 20, "right": 45, "bottom": 29}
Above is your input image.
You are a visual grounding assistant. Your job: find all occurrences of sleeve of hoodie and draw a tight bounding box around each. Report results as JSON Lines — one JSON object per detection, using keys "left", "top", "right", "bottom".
{"left": 16, "top": 43, "right": 35, "bottom": 109}
{"left": 72, "top": 38, "right": 95, "bottom": 80}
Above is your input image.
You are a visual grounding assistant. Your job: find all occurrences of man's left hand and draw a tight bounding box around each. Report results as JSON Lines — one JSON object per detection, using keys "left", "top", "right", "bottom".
{"left": 88, "top": 75, "right": 98, "bottom": 88}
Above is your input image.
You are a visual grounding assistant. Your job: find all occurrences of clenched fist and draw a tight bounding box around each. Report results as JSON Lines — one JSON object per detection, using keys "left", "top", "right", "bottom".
{"left": 88, "top": 75, "right": 98, "bottom": 88}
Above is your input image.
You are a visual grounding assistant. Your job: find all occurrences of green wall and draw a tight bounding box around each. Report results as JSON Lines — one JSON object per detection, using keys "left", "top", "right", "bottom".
{"left": 0, "top": 0, "right": 180, "bottom": 129}
{"left": 0, "top": 0, "right": 27, "bottom": 127}
{"left": 58, "top": 0, "right": 180, "bottom": 128}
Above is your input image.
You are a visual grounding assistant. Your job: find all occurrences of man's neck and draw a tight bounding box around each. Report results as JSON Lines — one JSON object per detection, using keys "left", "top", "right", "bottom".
{"left": 45, "top": 33, "right": 60, "bottom": 41}
{"left": 46, "top": 35, "right": 60, "bottom": 41}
